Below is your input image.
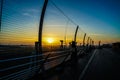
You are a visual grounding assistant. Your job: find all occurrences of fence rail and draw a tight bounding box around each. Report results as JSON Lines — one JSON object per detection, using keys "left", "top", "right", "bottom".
{"left": 0, "top": 49, "right": 73, "bottom": 80}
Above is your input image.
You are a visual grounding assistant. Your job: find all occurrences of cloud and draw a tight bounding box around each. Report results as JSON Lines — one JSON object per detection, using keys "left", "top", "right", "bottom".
{"left": 90, "top": 34, "right": 103, "bottom": 36}
{"left": 22, "top": 13, "right": 32, "bottom": 17}
{"left": 89, "top": 34, "right": 107, "bottom": 39}
{"left": 26, "top": 9, "right": 39, "bottom": 13}
{"left": 22, "top": 8, "right": 40, "bottom": 17}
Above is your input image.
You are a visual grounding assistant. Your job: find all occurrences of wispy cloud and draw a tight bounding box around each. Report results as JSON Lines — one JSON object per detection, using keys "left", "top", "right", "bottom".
{"left": 22, "top": 13, "right": 32, "bottom": 17}
{"left": 22, "top": 8, "right": 40, "bottom": 17}
{"left": 90, "top": 34, "right": 104, "bottom": 36}
{"left": 26, "top": 9, "right": 39, "bottom": 13}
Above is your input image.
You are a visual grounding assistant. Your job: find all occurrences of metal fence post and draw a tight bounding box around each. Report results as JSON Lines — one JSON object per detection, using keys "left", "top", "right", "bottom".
{"left": 83, "top": 33, "right": 86, "bottom": 47}
{"left": 71, "top": 26, "right": 79, "bottom": 66}
{"left": 34, "top": 0, "right": 48, "bottom": 77}
{"left": 87, "top": 37, "right": 90, "bottom": 46}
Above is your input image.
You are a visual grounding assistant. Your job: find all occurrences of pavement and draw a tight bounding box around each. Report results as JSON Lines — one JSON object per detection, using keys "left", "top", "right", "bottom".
{"left": 80, "top": 48, "right": 120, "bottom": 80}
{"left": 30, "top": 48, "right": 120, "bottom": 80}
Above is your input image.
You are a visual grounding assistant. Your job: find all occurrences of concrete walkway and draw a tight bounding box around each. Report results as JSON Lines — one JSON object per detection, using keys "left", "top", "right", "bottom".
{"left": 30, "top": 48, "right": 120, "bottom": 80}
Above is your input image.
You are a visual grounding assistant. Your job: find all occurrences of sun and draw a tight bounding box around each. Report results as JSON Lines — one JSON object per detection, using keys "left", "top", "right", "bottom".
{"left": 47, "top": 38, "right": 54, "bottom": 43}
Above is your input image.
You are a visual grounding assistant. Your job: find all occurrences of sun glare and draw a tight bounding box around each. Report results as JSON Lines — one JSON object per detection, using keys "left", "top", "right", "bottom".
{"left": 47, "top": 38, "right": 54, "bottom": 43}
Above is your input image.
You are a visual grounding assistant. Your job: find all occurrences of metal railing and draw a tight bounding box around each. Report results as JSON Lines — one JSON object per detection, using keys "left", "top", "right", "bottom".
{"left": 0, "top": 50, "right": 72, "bottom": 80}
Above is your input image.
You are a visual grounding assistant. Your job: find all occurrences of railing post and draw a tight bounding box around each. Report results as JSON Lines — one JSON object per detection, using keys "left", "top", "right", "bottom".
{"left": 89, "top": 38, "right": 92, "bottom": 52}
{"left": 99, "top": 41, "right": 101, "bottom": 47}
{"left": 92, "top": 40, "right": 94, "bottom": 46}
{"left": 38, "top": 0, "right": 48, "bottom": 53}
{"left": 60, "top": 40, "right": 63, "bottom": 49}
{"left": 83, "top": 33, "right": 86, "bottom": 46}
{"left": 87, "top": 37, "right": 90, "bottom": 46}
{"left": 89, "top": 38, "right": 91, "bottom": 46}
{"left": 71, "top": 26, "right": 79, "bottom": 66}
{"left": 74, "top": 26, "right": 79, "bottom": 42}
{"left": 92, "top": 40, "right": 94, "bottom": 49}
{"left": 0, "top": 0, "right": 3, "bottom": 31}
{"left": 35, "top": 0, "right": 48, "bottom": 77}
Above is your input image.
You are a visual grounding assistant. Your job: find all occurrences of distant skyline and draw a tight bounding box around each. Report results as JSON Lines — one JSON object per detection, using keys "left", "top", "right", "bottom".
{"left": 0, "top": 0, "right": 120, "bottom": 45}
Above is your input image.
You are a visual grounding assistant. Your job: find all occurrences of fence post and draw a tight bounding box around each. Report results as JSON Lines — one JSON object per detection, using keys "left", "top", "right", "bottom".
{"left": 87, "top": 37, "right": 90, "bottom": 46}
{"left": 90, "top": 38, "right": 92, "bottom": 46}
{"left": 71, "top": 26, "right": 79, "bottom": 66}
{"left": 71, "top": 26, "right": 80, "bottom": 80}
{"left": 83, "top": 33, "right": 86, "bottom": 47}
{"left": 99, "top": 41, "right": 101, "bottom": 47}
{"left": 89, "top": 38, "right": 92, "bottom": 52}
{"left": 35, "top": 0, "right": 48, "bottom": 78}
{"left": 92, "top": 40, "right": 94, "bottom": 46}
{"left": 38, "top": 0, "right": 48, "bottom": 53}
{"left": 74, "top": 26, "right": 79, "bottom": 42}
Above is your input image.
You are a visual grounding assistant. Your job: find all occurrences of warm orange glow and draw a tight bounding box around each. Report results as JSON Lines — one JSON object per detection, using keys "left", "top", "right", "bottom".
{"left": 47, "top": 38, "right": 54, "bottom": 43}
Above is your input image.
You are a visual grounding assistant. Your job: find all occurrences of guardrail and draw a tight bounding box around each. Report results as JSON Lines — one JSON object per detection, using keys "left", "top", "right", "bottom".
{"left": 0, "top": 50, "right": 72, "bottom": 80}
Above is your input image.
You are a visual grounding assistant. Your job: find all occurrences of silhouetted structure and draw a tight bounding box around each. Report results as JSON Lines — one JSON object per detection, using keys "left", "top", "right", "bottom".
{"left": 99, "top": 41, "right": 101, "bottom": 47}
{"left": 60, "top": 40, "right": 63, "bottom": 48}
{"left": 87, "top": 37, "right": 90, "bottom": 46}
{"left": 35, "top": 0, "right": 48, "bottom": 78}
{"left": 83, "top": 33, "right": 86, "bottom": 46}
{"left": 92, "top": 41, "right": 94, "bottom": 46}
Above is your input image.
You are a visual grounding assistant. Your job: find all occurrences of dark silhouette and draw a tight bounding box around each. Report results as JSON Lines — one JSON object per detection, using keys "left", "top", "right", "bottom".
{"left": 60, "top": 40, "right": 63, "bottom": 48}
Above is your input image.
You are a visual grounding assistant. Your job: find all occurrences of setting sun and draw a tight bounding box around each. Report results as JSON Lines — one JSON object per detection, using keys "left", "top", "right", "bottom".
{"left": 47, "top": 38, "right": 54, "bottom": 43}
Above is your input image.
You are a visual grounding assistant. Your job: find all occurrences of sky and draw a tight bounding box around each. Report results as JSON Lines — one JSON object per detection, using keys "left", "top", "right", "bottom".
{"left": 0, "top": 0, "right": 120, "bottom": 45}
{"left": 52, "top": 0, "right": 120, "bottom": 44}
